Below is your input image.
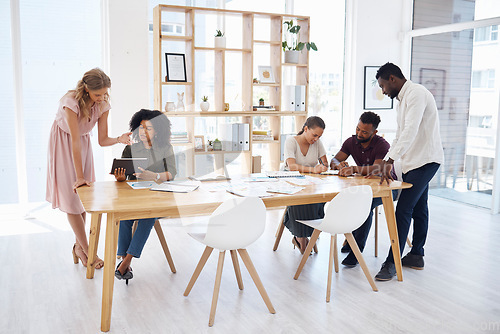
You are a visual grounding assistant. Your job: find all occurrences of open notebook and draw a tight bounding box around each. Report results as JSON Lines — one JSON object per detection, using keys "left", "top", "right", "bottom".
{"left": 265, "top": 171, "right": 304, "bottom": 178}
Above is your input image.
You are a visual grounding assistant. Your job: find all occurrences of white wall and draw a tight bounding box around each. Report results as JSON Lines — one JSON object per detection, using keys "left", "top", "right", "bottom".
{"left": 343, "top": 0, "right": 412, "bottom": 140}
{"left": 102, "top": 0, "right": 150, "bottom": 170}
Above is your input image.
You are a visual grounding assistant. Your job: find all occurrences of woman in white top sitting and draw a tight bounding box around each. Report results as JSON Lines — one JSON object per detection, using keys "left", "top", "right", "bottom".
{"left": 283, "top": 116, "right": 328, "bottom": 254}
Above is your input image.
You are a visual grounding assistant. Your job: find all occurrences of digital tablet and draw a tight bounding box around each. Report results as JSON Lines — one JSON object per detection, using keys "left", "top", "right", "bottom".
{"left": 110, "top": 158, "right": 148, "bottom": 176}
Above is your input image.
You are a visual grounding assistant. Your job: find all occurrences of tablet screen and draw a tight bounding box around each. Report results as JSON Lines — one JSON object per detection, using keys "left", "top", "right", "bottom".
{"left": 110, "top": 158, "right": 148, "bottom": 175}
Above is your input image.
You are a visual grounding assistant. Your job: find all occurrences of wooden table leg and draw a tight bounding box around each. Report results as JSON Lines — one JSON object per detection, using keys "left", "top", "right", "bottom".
{"left": 381, "top": 195, "right": 403, "bottom": 281}
{"left": 101, "top": 214, "right": 119, "bottom": 332}
{"left": 86, "top": 213, "right": 102, "bottom": 279}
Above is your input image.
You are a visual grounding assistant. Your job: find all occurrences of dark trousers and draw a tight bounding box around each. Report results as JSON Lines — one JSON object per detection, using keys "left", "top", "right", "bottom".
{"left": 386, "top": 162, "right": 440, "bottom": 263}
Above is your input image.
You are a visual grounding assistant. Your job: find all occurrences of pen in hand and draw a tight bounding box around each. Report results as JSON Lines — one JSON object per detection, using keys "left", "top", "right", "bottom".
{"left": 318, "top": 158, "right": 326, "bottom": 167}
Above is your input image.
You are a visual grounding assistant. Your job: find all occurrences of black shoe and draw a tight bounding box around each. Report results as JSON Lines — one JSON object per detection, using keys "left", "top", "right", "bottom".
{"left": 341, "top": 240, "right": 351, "bottom": 253}
{"left": 401, "top": 253, "right": 424, "bottom": 270}
{"left": 115, "top": 261, "right": 133, "bottom": 284}
{"left": 375, "top": 262, "right": 396, "bottom": 281}
{"left": 341, "top": 252, "right": 358, "bottom": 268}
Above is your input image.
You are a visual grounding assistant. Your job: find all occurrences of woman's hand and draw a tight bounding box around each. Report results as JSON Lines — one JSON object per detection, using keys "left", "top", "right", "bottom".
{"left": 117, "top": 132, "right": 132, "bottom": 145}
{"left": 134, "top": 167, "right": 157, "bottom": 181}
{"left": 313, "top": 164, "right": 328, "bottom": 174}
{"left": 339, "top": 166, "right": 355, "bottom": 177}
{"left": 114, "top": 168, "right": 126, "bottom": 182}
{"left": 73, "top": 177, "right": 90, "bottom": 192}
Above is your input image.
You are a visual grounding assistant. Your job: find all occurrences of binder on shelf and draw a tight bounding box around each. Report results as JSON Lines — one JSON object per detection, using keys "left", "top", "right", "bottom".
{"left": 219, "top": 123, "right": 250, "bottom": 151}
{"left": 280, "top": 133, "right": 294, "bottom": 161}
{"left": 283, "top": 85, "right": 306, "bottom": 111}
{"left": 239, "top": 123, "right": 250, "bottom": 151}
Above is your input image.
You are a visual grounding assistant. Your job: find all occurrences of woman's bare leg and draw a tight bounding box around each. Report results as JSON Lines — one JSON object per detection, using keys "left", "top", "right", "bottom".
{"left": 68, "top": 213, "right": 88, "bottom": 266}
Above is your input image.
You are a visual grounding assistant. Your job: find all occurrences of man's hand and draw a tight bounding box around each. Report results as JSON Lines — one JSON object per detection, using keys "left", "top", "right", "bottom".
{"left": 371, "top": 160, "right": 394, "bottom": 185}
{"left": 339, "top": 166, "right": 355, "bottom": 177}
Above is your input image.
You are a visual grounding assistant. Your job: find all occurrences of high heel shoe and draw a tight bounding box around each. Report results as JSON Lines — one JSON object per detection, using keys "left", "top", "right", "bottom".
{"left": 72, "top": 244, "right": 79, "bottom": 264}
{"left": 115, "top": 261, "right": 133, "bottom": 285}
{"left": 72, "top": 243, "right": 87, "bottom": 267}
{"left": 292, "top": 237, "right": 305, "bottom": 255}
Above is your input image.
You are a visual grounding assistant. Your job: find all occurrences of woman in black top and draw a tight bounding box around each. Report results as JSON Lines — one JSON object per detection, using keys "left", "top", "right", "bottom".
{"left": 113, "top": 109, "right": 177, "bottom": 283}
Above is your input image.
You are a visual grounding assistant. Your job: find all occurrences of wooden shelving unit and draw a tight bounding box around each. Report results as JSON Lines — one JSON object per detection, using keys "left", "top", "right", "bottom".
{"left": 153, "top": 4, "right": 310, "bottom": 175}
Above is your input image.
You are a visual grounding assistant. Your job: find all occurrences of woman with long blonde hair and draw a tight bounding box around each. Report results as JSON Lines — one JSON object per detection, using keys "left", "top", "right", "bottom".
{"left": 46, "top": 68, "right": 131, "bottom": 268}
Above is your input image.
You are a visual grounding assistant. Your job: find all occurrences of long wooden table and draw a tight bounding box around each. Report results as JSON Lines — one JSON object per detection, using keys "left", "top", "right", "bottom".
{"left": 77, "top": 174, "right": 411, "bottom": 332}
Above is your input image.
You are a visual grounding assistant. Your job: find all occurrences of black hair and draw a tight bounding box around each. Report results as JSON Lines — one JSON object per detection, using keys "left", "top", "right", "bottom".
{"left": 129, "top": 109, "right": 172, "bottom": 146}
{"left": 376, "top": 62, "right": 405, "bottom": 81}
{"left": 297, "top": 116, "right": 325, "bottom": 135}
{"left": 359, "top": 111, "right": 381, "bottom": 130}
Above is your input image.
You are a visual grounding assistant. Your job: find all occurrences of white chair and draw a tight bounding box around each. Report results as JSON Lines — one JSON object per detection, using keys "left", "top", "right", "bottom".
{"left": 294, "top": 185, "right": 378, "bottom": 302}
{"left": 183, "top": 197, "right": 275, "bottom": 327}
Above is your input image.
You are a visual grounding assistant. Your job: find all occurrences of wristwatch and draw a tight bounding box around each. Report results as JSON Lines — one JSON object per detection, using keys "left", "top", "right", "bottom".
{"left": 155, "top": 173, "right": 161, "bottom": 181}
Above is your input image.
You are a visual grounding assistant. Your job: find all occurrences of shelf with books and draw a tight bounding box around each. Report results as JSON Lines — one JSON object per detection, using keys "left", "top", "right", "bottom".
{"left": 154, "top": 5, "right": 311, "bottom": 175}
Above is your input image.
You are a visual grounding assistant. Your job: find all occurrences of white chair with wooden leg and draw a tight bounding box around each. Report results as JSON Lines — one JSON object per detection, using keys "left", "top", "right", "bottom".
{"left": 273, "top": 207, "right": 318, "bottom": 253}
{"left": 183, "top": 197, "right": 275, "bottom": 327}
{"left": 293, "top": 185, "right": 378, "bottom": 302}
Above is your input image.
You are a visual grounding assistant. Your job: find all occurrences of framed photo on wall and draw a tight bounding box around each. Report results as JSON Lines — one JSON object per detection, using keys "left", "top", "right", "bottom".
{"left": 165, "top": 53, "right": 187, "bottom": 82}
{"left": 419, "top": 68, "right": 446, "bottom": 110}
{"left": 363, "top": 66, "right": 393, "bottom": 110}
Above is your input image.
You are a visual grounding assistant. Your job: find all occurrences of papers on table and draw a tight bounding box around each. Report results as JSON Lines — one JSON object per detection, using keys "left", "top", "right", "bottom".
{"left": 266, "top": 182, "right": 304, "bottom": 195}
{"left": 150, "top": 180, "right": 200, "bottom": 193}
{"left": 188, "top": 173, "right": 231, "bottom": 182}
{"left": 226, "top": 179, "right": 304, "bottom": 197}
{"left": 226, "top": 185, "right": 273, "bottom": 198}
{"left": 127, "top": 181, "right": 155, "bottom": 189}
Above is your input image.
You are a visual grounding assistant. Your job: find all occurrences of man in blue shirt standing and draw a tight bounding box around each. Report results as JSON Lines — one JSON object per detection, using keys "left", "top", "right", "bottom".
{"left": 374, "top": 62, "right": 444, "bottom": 281}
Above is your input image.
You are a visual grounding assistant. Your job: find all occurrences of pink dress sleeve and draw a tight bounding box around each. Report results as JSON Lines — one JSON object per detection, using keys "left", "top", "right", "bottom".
{"left": 60, "top": 94, "right": 80, "bottom": 115}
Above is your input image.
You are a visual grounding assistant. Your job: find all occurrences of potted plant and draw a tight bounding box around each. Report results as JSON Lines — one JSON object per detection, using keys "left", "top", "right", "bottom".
{"left": 282, "top": 20, "right": 317, "bottom": 64}
{"left": 259, "top": 98, "right": 265, "bottom": 106}
{"left": 200, "top": 96, "right": 210, "bottom": 112}
{"left": 214, "top": 29, "right": 226, "bottom": 49}
{"left": 212, "top": 138, "right": 222, "bottom": 151}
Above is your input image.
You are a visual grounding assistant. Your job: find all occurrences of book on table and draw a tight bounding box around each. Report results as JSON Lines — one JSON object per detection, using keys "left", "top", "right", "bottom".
{"left": 265, "top": 170, "right": 304, "bottom": 178}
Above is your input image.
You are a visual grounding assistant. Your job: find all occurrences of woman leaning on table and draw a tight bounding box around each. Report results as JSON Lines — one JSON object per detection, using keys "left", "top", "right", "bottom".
{"left": 46, "top": 68, "right": 132, "bottom": 269}
{"left": 113, "top": 109, "right": 176, "bottom": 283}
{"left": 283, "top": 116, "right": 328, "bottom": 254}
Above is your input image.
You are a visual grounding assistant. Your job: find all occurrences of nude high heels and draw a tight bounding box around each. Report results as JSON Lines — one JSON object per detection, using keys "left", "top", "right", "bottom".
{"left": 72, "top": 243, "right": 87, "bottom": 267}
{"left": 72, "top": 244, "right": 79, "bottom": 264}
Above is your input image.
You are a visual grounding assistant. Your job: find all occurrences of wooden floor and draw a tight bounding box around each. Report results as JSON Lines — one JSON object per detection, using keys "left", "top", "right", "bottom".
{"left": 1, "top": 196, "right": 500, "bottom": 333}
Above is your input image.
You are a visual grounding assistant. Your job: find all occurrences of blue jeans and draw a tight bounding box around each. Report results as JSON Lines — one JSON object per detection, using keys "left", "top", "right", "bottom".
{"left": 386, "top": 162, "right": 440, "bottom": 263}
{"left": 350, "top": 190, "right": 398, "bottom": 253}
{"left": 117, "top": 218, "right": 156, "bottom": 258}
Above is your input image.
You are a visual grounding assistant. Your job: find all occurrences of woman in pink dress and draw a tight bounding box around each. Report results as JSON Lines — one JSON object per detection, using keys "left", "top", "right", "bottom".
{"left": 46, "top": 68, "right": 131, "bottom": 268}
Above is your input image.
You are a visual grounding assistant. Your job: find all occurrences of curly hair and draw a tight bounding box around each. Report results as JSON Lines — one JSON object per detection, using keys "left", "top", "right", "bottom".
{"left": 376, "top": 62, "right": 405, "bottom": 81}
{"left": 129, "top": 109, "right": 172, "bottom": 146}
{"left": 297, "top": 116, "right": 325, "bottom": 135}
{"left": 70, "top": 68, "right": 111, "bottom": 120}
{"left": 359, "top": 111, "right": 381, "bottom": 129}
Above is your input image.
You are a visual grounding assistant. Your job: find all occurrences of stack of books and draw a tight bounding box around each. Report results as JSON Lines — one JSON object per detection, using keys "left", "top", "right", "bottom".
{"left": 170, "top": 131, "right": 189, "bottom": 143}
{"left": 252, "top": 130, "right": 274, "bottom": 141}
{"left": 252, "top": 105, "right": 276, "bottom": 111}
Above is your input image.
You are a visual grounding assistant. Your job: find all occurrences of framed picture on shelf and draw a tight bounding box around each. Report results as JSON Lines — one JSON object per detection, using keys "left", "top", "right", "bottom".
{"left": 165, "top": 53, "right": 187, "bottom": 82}
{"left": 419, "top": 68, "right": 446, "bottom": 110}
{"left": 258, "top": 66, "right": 275, "bottom": 84}
{"left": 363, "top": 66, "right": 393, "bottom": 110}
{"left": 194, "top": 135, "right": 205, "bottom": 152}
